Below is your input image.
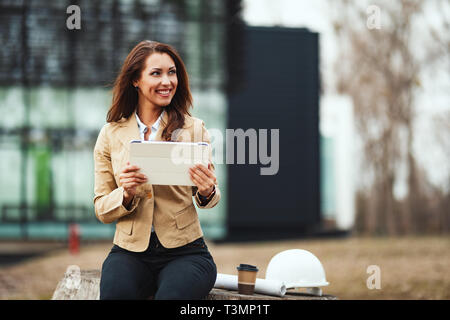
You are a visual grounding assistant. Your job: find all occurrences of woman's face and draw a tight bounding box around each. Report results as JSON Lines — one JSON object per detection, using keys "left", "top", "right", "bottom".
{"left": 134, "top": 52, "right": 178, "bottom": 108}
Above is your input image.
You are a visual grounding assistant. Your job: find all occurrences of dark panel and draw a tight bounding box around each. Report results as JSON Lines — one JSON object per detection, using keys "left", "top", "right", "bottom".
{"left": 0, "top": 0, "right": 229, "bottom": 89}
{"left": 227, "top": 26, "right": 320, "bottom": 240}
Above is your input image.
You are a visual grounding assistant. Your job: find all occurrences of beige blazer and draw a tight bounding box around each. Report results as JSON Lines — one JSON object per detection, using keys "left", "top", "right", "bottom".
{"left": 93, "top": 111, "right": 220, "bottom": 252}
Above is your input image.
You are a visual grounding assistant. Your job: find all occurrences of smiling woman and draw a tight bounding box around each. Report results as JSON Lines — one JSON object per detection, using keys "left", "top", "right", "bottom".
{"left": 133, "top": 53, "right": 178, "bottom": 140}
{"left": 135, "top": 54, "right": 178, "bottom": 103}
{"left": 93, "top": 40, "right": 220, "bottom": 300}
{"left": 106, "top": 40, "right": 193, "bottom": 142}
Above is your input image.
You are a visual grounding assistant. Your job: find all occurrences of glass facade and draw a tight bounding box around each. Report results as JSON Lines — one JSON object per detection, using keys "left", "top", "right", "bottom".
{"left": 0, "top": 0, "right": 230, "bottom": 240}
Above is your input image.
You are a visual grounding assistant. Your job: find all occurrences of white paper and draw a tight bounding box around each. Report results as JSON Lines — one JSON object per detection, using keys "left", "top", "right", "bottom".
{"left": 214, "top": 273, "right": 286, "bottom": 297}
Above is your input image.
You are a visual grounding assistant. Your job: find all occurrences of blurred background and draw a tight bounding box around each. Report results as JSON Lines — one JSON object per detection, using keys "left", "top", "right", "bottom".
{"left": 0, "top": 0, "right": 449, "bottom": 299}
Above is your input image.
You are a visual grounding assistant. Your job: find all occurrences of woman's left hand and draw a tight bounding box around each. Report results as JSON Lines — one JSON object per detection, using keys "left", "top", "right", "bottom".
{"left": 189, "top": 163, "right": 216, "bottom": 197}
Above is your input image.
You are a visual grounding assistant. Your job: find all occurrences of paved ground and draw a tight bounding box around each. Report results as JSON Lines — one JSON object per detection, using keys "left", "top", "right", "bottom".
{"left": 0, "top": 241, "right": 67, "bottom": 267}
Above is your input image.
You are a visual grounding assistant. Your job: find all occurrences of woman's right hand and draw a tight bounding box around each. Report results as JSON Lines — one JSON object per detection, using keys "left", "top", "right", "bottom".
{"left": 120, "top": 162, "right": 148, "bottom": 207}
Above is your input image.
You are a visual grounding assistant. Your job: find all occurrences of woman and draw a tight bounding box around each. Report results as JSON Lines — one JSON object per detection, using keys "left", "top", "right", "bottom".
{"left": 93, "top": 40, "right": 220, "bottom": 300}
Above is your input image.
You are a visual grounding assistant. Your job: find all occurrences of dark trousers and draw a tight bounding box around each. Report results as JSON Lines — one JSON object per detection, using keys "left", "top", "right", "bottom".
{"left": 100, "top": 232, "right": 217, "bottom": 300}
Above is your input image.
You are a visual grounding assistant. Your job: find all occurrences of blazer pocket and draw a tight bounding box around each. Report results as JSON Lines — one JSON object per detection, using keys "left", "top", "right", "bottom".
{"left": 175, "top": 204, "right": 197, "bottom": 229}
{"left": 116, "top": 215, "right": 134, "bottom": 235}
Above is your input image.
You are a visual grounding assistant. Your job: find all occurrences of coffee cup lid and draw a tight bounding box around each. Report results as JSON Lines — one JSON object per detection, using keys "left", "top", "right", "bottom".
{"left": 237, "top": 264, "right": 258, "bottom": 272}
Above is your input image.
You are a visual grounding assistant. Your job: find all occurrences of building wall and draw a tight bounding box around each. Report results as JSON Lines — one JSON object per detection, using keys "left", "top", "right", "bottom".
{"left": 226, "top": 26, "right": 321, "bottom": 241}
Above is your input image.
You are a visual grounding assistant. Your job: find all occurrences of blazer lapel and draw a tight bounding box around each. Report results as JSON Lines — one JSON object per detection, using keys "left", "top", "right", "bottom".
{"left": 153, "top": 110, "right": 167, "bottom": 142}
{"left": 117, "top": 111, "right": 141, "bottom": 151}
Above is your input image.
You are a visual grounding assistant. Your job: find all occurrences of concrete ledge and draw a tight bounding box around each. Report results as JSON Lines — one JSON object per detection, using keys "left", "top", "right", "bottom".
{"left": 52, "top": 270, "right": 337, "bottom": 300}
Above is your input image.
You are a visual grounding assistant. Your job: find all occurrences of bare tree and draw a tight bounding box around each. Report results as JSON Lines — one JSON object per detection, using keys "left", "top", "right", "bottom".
{"left": 332, "top": 0, "right": 449, "bottom": 234}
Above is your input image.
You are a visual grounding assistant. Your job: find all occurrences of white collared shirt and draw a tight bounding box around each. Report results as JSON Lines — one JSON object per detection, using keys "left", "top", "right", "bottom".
{"left": 135, "top": 109, "right": 165, "bottom": 141}
{"left": 135, "top": 109, "right": 165, "bottom": 233}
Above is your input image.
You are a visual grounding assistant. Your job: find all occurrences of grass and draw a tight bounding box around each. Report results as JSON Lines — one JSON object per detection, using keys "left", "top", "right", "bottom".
{"left": 0, "top": 235, "right": 449, "bottom": 300}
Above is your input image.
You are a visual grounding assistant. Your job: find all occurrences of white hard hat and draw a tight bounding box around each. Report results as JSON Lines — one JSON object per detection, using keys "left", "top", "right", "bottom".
{"left": 265, "top": 249, "right": 329, "bottom": 288}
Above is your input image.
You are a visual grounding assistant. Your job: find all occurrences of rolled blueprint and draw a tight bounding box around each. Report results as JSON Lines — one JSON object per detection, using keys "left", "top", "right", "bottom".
{"left": 214, "top": 273, "right": 286, "bottom": 297}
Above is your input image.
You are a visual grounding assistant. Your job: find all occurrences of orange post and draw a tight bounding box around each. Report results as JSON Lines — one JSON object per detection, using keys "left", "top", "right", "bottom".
{"left": 68, "top": 223, "right": 80, "bottom": 255}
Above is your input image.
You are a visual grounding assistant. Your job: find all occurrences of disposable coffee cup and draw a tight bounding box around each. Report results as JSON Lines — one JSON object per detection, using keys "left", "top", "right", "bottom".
{"left": 236, "top": 264, "right": 258, "bottom": 295}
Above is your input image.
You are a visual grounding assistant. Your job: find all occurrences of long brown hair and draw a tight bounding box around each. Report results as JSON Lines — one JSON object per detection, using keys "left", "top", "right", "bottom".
{"left": 107, "top": 40, "right": 193, "bottom": 141}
